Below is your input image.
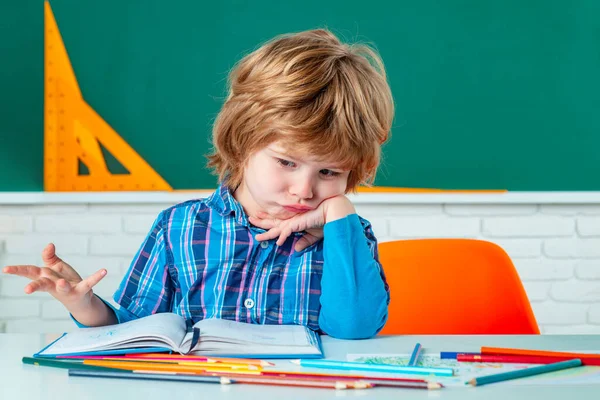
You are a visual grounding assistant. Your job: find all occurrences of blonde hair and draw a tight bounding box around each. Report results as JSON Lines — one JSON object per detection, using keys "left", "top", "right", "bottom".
{"left": 207, "top": 29, "right": 394, "bottom": 192}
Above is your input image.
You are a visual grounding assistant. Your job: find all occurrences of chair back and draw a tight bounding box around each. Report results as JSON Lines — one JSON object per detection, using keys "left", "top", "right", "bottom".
{"left": 378, "top": 239, "right": 540, "bottom": 334}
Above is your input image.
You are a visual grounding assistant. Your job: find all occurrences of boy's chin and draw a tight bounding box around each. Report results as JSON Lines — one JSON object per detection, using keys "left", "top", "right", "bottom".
{"left": 276, "top": 209, "right": 300, "bottom": 219}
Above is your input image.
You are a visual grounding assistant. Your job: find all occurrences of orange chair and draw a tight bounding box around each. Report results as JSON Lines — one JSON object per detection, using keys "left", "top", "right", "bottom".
{"left": 378, "top": 239, "right": 540, "bottom": 335}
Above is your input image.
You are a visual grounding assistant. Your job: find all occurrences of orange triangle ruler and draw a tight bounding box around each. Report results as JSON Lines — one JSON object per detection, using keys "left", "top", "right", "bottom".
{"left": 44, "top": 1, "right": 172, "bottom": 191}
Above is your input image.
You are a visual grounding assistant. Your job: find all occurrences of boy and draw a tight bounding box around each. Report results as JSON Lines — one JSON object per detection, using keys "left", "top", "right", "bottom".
{"left": 3, "top": 29, "right": 394, "bottom": 339}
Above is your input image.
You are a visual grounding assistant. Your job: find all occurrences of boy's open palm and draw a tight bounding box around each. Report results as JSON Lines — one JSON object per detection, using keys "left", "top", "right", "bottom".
{"left": 2, "top": 243, "right": 106, "bottom": 310}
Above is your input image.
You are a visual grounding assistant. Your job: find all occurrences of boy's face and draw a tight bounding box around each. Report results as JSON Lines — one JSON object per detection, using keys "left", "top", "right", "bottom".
{"left": 234, "top": 141, "right": 350, "bottom": 219}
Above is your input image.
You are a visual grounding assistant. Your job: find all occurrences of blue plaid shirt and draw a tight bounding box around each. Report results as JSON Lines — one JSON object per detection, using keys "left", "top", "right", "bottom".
{"left": 110, "top": 184, "right": 389, "bottom": 338}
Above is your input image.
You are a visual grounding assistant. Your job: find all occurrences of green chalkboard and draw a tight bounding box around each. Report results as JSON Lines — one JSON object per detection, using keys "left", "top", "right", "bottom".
{"left": 2, "top": 0, "right": 600, "bottom": 191}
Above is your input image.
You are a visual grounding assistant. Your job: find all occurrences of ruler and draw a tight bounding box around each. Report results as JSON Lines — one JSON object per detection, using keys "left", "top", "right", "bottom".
{"left": 44, "top": 1, "right": 172, "bottom": 191}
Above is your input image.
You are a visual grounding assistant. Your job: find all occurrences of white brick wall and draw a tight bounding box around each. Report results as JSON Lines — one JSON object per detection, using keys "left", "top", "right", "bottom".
{"left": 1, "top": 199, "right": 600, "bottom": 335}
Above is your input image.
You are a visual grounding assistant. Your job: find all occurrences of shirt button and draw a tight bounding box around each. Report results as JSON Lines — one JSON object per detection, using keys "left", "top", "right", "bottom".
{"left": 244, "top": 298, "right": 255, "bottom": 309}
{"left": 260, "top": 241, "right": 269, "bottom": 249}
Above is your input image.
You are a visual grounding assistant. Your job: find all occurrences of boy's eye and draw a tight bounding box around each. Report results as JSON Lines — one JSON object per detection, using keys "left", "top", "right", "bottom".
{"left": 320, "top": 169, "right": 342, "bottom": 178}
{"left": 277, "top": 158, "right": 296, "bottom": 168}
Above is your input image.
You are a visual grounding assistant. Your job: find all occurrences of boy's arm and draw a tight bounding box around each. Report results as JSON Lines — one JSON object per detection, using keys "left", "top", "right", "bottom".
{"left": 71, "top": 295, "right": 139, "bottom": 327}
{"left": 71, "top": 211, "right": 173, "bottom": 327}
{"left": 2, "top": 243, "right": 119, "bottom": 327}
{"left": 318, "top": 198, "right": 390, "bottom": 339}
{"left": 69, "top": 294, "right": 117, "bottom": 326}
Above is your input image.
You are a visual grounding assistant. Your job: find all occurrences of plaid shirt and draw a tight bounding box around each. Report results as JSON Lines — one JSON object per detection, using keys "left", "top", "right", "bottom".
{"left": 113, "top": 184, "right": 388, "bottom": 333}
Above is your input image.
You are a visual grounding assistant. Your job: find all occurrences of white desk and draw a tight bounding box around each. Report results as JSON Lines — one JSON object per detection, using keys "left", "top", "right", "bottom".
{"left": 1, "top": 333, "right": 599, "bottom": 400}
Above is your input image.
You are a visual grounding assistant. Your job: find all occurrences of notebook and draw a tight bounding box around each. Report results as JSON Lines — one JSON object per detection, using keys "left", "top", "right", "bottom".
{"left": 34, "top": 313, "right": 323, "bottom": 359}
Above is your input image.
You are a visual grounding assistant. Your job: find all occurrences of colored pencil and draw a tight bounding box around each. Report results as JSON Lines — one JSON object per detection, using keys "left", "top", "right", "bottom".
{"left": 230, "top": 376, "right": 373, "bottom": 390}
{"left": 60, "top": 356, "right": 259, "bottom": 369}
{"left": 69, "top": 369, "right": 370, "bottom": 390}
{"left": 68, "top": 369, "right": 231, "bottom": 384}
{"left": 370, "top": 381, "right": 442, "bottom": 390}
{"left": 122, "top": 353, "right": 274, "bottom": 366}
{"left": 481, "top": 347, "right": 600, "bottom": 360}
{"left": 65, "top": 362, "right": 441, "bottom": 390}
{"left": 466, "top": 359, "right": 583, "bottom": 386}
{"left": 22, "top": 357, "right": 116, "bottom": 372}
{"left": 160, "top": 367, "right": 444, "bottom": 389}
{"left": 458, "top": 354, "right": 600, "bottom": 366}
{"left": 440, "top": 352, "right": 479, "bottom": 359}
{"left": 408, "top": 343, "right": 423, "bottom": 366}
{"left": 259, "top": 370, "right": 443, "bottom": 389}
{"left": 291, "top": 359, "right": 454, "bottom": 376}
{"left": 59, "top": 354, "right": 273, "bottom": 367}
{"left": 83, "top": 360, "right": 262, "bottom": 375}
{"left": 263, "top": 370, "right": 429, "bottom": 382}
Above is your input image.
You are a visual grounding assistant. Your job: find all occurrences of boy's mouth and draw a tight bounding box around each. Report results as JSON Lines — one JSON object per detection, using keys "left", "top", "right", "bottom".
{"left": 282, "top": 205, "right": 313, "bottom": 213}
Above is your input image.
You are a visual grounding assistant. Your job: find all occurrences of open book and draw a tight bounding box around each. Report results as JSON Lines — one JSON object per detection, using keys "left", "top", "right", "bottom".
{"left": 35, "top": 313, "right": 323, "bottom": 359}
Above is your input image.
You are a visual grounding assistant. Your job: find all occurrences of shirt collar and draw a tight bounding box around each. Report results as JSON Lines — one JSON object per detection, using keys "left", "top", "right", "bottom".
{"left": 206, "top": 183, "right": 251, "bottom": 227}
{"left": 206, "top": 183, "right": 310, "bottom": 248}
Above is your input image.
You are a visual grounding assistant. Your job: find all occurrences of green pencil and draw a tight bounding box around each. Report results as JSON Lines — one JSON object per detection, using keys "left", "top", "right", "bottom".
{"left": 22, "top": 357, "right": 118, "bottom": 372}
{"left": 466, "top": 358, "right": 583, "bottom": 386}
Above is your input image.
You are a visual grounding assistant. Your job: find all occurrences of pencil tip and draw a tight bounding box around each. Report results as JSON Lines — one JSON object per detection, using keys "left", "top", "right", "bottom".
{"left": 289, "top": 360, "right": 300, "bottom": 365}
{"left": 220, "top": 377, "right": 232, "bottom": 385}
{"left": 354, "top": 381, "right": 372, "bottom": 389}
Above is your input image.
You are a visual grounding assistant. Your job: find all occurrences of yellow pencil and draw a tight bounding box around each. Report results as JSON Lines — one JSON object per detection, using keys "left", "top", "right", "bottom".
{"left": 125, "top": 353, "right": 274, "bottom": 366}
{"left": 67, "top": 357, "right": 261, "bottom": 370}
{"left": 83, "top": 360, "right": 262, "bottom": 375}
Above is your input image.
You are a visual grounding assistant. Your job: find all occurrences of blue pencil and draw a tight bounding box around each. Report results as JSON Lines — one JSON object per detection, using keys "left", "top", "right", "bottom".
{"left": 466, "top": 358, "right": 583, "bottom": 386}
{"left": 408, "top": 343, "right": 423, "bottom": 366}
{"left": 440, "top": 352, "right": 479, "bottom": 359}
{"left": 291, "top": 359, "right": 454, "bottom": 376}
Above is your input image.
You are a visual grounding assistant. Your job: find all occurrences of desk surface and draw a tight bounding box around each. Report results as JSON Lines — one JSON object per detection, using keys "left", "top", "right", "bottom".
{"left": 2, "top": 333, "right": 599, "bottom": 400}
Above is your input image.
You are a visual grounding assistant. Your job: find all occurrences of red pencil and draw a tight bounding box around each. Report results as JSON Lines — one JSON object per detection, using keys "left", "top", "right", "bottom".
{"left": 480, "top": 347, "right": 600, "bottom": 360}
{"left": 458, "top": 354, "right": 600, "bottom": 366}
{"left": 259, "top": 371, "right": 442, "bottom": 390}
{"left": 231, "top": 376, "right": 373, "bottom": 390}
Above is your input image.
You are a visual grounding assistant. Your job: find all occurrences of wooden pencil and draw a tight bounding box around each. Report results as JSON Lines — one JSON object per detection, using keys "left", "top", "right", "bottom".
{"left": 69, "top": 369, "right": 370, "bottom": 389}
{"left": 291, "top": 359, "right": 454, "bottom": 376}
{"left": 458, "top": 354, "right": 600, "bottom": 366}
{"left": 466, "top": 359, "right": 583, "bottom": 386}
{"left": 262, "top": 369, "right": 429, "bottom": 382}
{"left": 238, "top": 371, "right": 440, "bottom": 390}
{"left": 408, "top": 343, "right": 423, "bottom": 366}
{"left": 61, "top": 356, "right": 259, "bottom": 369}
{"left": 22, "top": 357, "right": 115, "bottom": 372}
{"left": 123, "top": 353, "right": 274, "bottom": 366}
{"left": 68, "top": 369, "right": 230, "bottom": 384}
{"left": 83, "top": 360, "right": 261, "bottom": 375}
{"left": 230, "top": 376, "right": 373, "bottom": 390}
{"left": 481, "top": 347, "right": 600, "bottom": 360}
{"left": 60, "top": 354, "right": 272, "bottom": 367}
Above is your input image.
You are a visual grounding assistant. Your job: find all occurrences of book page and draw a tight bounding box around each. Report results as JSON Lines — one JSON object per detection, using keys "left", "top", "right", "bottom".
{"left": 183, "top": 318, "right": 320, "bottom": 355}
{"left": 38, "top": 313, "right": 187, "bottom": 356}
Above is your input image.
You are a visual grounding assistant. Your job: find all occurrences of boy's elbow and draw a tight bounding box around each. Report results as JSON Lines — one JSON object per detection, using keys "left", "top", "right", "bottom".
{"left": 319, "top": 309, "right": 388, "bottom": 340}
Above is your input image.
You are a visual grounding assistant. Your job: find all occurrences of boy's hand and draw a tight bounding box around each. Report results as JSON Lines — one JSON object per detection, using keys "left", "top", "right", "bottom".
{"left": 249, "top": 195, "right": 356, "bottom": 251}
{"left": 2, "top": 243, "right": 107, "bottom": 313}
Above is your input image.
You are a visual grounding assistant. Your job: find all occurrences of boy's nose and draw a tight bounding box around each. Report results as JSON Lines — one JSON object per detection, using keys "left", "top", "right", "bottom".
{"left": 289, "top": 177, "right": 314, "bottom": 200}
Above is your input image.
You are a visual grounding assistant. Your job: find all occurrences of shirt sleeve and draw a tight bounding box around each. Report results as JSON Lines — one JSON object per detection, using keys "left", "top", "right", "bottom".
{"left": 112, "top": 211, "right": 174, "bottom": 319}
{"left": 318, "top": 213, "right": 390, "bottom": 339}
